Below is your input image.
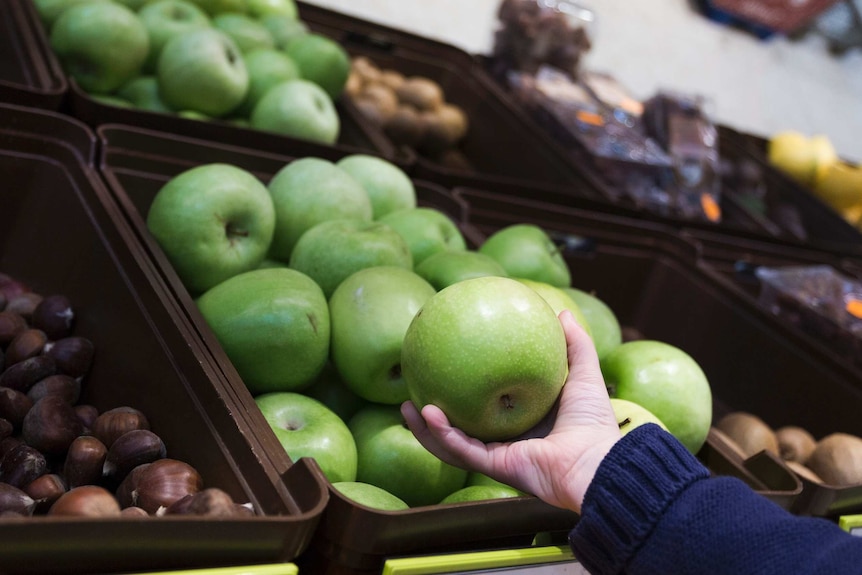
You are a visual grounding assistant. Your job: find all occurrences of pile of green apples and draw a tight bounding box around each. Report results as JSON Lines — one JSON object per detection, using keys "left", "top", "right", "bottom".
{"left": 37, "top": 0, "right": 352, "bottom": 144}
{"left": 142, "top": 150, "right": 714, "bottom": 511}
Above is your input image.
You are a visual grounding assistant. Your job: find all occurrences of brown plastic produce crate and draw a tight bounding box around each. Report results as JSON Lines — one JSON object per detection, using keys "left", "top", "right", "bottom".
{"left": 0, "top": 104, "right": 329, "bottom": 574}
{"left": 0, "top": 0, "right": 66, "bottom": 110}
{"left": 93, "top": 124, "right": 579, "bottom": 575}
{"left": 298, "top": 2, "right": 606, "bottom": 202}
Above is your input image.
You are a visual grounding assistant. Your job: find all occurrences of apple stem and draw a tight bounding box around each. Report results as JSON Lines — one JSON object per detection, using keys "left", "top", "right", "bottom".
{"left": 618, "top": 417, "right": 631, "bottom": 429}
{"left": 500, "top": 394, "right": 515, "bottom": 410}
{"left": 225, "top": 223, "right": 249, "bottom": 244}
{"left": 389, "top": 364, "right": 402, "bottom": 380}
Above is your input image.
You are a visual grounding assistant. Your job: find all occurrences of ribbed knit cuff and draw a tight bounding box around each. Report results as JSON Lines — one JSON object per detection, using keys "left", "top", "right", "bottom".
{"left": 569, "top": 424, "right": 710, "bottom": 574}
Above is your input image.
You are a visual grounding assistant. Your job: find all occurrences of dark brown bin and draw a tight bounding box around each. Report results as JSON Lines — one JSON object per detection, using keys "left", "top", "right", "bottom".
{"left": 0, "top": 104, "right": 329, "bottom": 574}
{"left": 298, "top": 2, "right": 604, "bottom": 202}
{"left": 0, "top": 0, "right": 66, "bottom": 110}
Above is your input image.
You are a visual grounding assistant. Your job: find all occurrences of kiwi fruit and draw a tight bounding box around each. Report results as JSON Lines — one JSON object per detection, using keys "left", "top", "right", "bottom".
{"left": 379, "top": 69, "right": 405, "bottom": 91}
{"left": 351, "top": 56, "right": 382, "bottom": 84}
{"left": 344, "top": 72, "right": 364, "bottom": 98}
{"left": 786, "top": 460, "right": 824, "bottom": 485}
{"left": 708, "top": 427, "right": 749, "bottom": 461}
{"left": 384, "top": 104, "right": 427, "bottom": 147}
{"left": 355, "top": 83, "right": 399, "bottom": 123}
{"left": 437, "top": 103, "right": 469, "bottom": 142}
{"left": 775, "top": 425, "right": 817, "bottom": 463}
{"left": 806, "top": 433, "right": 862, "bottom": 486}
{"left": 396, "top": 77, "right": 444, "bottom": 111}
{"left": 715, "top": 412, "right": 779, "bottom": 458}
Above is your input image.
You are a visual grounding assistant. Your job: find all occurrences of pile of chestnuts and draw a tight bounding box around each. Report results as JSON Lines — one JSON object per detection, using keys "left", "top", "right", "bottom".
{"left": 0, "top": 273, "right": 252, "bottom": 519}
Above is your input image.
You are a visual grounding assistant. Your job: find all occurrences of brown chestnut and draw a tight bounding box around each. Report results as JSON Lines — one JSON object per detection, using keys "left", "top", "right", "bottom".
{"left": 0, "top": 355, "right": 57, "bottom": 393}
{"left": 74, "top": 404, "right": 99, "bottom": 431}
{"left": 165, "top": 487, "right": 237, "bottom": 517}
{"left": 120, "top": 505, "right": 150, "bottom": 518}
{"left": 5, "top": 329, "right": 48, "bottom": 367}
{"left": 0, "top": 436, "right": 22, "bottom": 461}
{"left": 0, "top": 417, "right": 11, "bottom": 440}
{"left": 21, "top": 395, "right": 84, "bottom": 456}
{"left": 0, "top": 443, "right": 47, "bottom": 488}
{"left": 103, "top": 429, "right": 166, "bottom": 482}
{"left": 23, "top": 473, "right": 66, "bottom": 514}
{"left": 64, "top": 435, "right": 108, "bottom": 489}
{"left": 5, "top": 293, "right": 42, "bottom": 319}
{"left": 92, "top": 407, "right": 149, "bottom": 448}
{"left": 42, "top": 336, "right": 94, "bottom": 378}
{"left": 31, "top": 295, "right": 74, "bottom": 340}
{"left": 0, "top": 292, "right": 6, "bottom": 312}
{"left": 48, "top": 485, "right": 121, "bottom": 517}
{"left": 0, "top": 274, "right": 29, "bottom": 301}
{"left": 27, "top": 374, "right": 80, "bottom": 405}
{"left": 116, "top": 459, "right": 202, "bottom": 514}
{"left": 0, "top": 387, "right": 34, "bottom": 430}
{"left": 0, "top": 483, "right": 36, "bottom": 517}
{"left": 0, "top": 311, "right": 27, "bottom": 345}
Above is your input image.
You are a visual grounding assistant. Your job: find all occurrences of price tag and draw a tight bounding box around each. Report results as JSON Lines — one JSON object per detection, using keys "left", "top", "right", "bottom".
{"left": 700, "top": 193, "right": 722, "bottom": 222}
{"left": 846, "top": 298, "right": 862, "bottom": 319}
{"left": 575, "top": 110, "right": 605, "bottom": 127}
{"left": 839, "top": 515, "right": 862, "bottom": 536}
{"left": 382, "top": 545, "right": 585, "bottom": 574}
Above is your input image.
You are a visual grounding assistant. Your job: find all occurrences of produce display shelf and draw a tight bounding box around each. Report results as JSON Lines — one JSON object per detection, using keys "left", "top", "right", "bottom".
{"left": 0, "top": 0, "right": 67, "bottom": 110}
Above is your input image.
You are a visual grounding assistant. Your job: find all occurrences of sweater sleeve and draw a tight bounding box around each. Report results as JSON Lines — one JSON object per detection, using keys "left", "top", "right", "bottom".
{"left": 569, "top": 423, "right": 862, "bottom": 575}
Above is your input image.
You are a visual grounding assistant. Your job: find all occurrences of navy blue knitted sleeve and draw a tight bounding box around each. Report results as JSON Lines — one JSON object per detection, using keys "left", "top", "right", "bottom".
{"left": 570, "top": 424, "right": 862, "bottom": 575}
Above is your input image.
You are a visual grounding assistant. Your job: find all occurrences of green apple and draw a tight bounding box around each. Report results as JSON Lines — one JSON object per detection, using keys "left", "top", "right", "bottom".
{"left": 378, "top": 207, "right": 467, "bottom": 266}
{"left": 256, "top": 392, "right": 356, "bottom": 483}
{"left": 331, "top": 481, "right": 409, "bottom": 511}
{"left": 466, "top": 471, "right": 523, "bottom": 494}
{"left": 51, "top": 2, "right": 149, "bottom": 94}
{"left": 33, "top": 0, "right": 112, "bottom": 30}
{"left": 197, "top": 268, "right": 330, "bottom": 394}
{"left": 114, "top": 0, "right": 151, "bottom": 9}
{"left": 138, "top": 0, "right": 211, "bottom": 73}
{"left": 146, "top": 163, "right": 275, "bottom": 294}
{"left": 158, "top": 28, "right": 249, "bottom": 117}
{"left": 610, "top": 398, "right": 668, "bottom": 437}
{"left": 213, "top": 12, "right": 275, "bottom": 53}
{"left": 266, "top": 157, "right": 372, "bottom": 262}
{"left": 479, "top": 224, "right": 570, "bottom": 288}
{"left": 251, "top": 79, "right": 339, "bottom": 144}
{"left": 329, "top": 266, "right": 435, "bottom": 405}
{"left": 91, "top": 94, "right": 134, "bottom": 108}
{"left": 116, "top": 76, "right": 173, "bottom": 113}
{"left": 601, "top": 341, "right": 712, "bottom": 454}
{"left": 414, "top": 250, "right": 508, "bottom": 291}
{"left": 186, "top": 0, "right": 247, "bottom": 15}
{"left": 402, "top": 276, "right": 568, "bottom": 442}
{"left": 349, "top": 404, "right": 467, "bottom": 507}
{"left": 336, "top": 155, "right": 416, "bottom": 219}
{"left": 439, "top": 485, "right": 521, "bottom": 504}
{"left": 564, "top": 287, "right": 622, "bottom": 360}
{"left": 260, "top": 14, "right": 308, "bottom": 50}
{"left": 517, "top": 279, "right": 592, "bottom": 338}
{"left": 257, "top": 257, "right": 289, "bottom": 269}
{"left": 248, "top": 0, "right": 298, "bottom": 19}
{"left": 303, "top": 362, "right": 369, "bottom": 423}
{"left": 235, "top": 48, "right": 300, "bottom": 117}
{"left": 289, "top": 219, "right": 413, "bottom": 298}
{"left": 285, "top": 33, "right": 351, "bottom": 100}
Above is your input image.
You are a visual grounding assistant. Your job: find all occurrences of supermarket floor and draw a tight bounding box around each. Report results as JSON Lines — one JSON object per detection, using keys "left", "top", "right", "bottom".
{"left": 306, "top": 0, "right": 862, "bottom": 162}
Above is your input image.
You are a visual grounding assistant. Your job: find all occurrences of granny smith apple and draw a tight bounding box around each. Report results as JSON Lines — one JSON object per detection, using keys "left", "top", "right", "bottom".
{"left": 564, "top": 287, "right": 622, "bottom": 360}
{"left": 178, "top": 109, "right": 211, "bottom": 120}
{"left": 251, "top": 79, "right": 339, "bottom": 144}
{"left": 258, "top": 257, "right": 289, "bottom": 269}
{"left": 601, "top": 341, "right": 712, "bottom": 454}
{"left": 479, "top": 224, "right": 570, "bottom": 288}
{"left": 138, "top": 0, "right": 211, "bottom": 73}
{"left": 303, "top": 362, "right": 369, "bottom": 423}
{"left": 260, "top": 14, "right": 308, "bottom": 50}
{"left": 439, "top": 485, "right": 521, "bottom": 504}
{"left": 402, "top": 276, "right": 568, "bottom": 442}
{"left": 414, "top": 250, "right": 508, "bottom": 291}
{"left": 213, "top": 12, "right": 275, "bottom": 53}
{"left": 146, "top": 163, "right": 275, "bottom": 294}
{"left": 33, "top": 0, "right": 112, "bottom": 30}
{"left": 331, "top": 481, "right": 409, "bottom": 511}
{"left": 197, "top": 268, "right": 330, "bottom": 394}
{"left": 466, "top": 471, "right": 522, "bottom": 493}
{"left": 289, "top": 219, "right": 413, "bottom": 298}
{"left": 329, "top": 266, "right": 436, "bottom": 404}
{"left": 349, "top": 404, "right": 467, "bottom": 507}
{"left": 116, "top": 76, "right": 173, "bottom": 113}
{"left": 285, "top": 33, "right": 351, "bottom": 99}
{"left": 336, "top": 155, "right": 416, "bottom": 219}
{"left": 186, "top": 0, "right": 247, "bottom": 15}
{"left": 248, "top": 0, "right": 298, "bottom": 18}
{"left": 51, "top": 2, "right": 149, "bottom": 94}
{"left": 266, "top": 157, "right": 372, "bottom": 262}
{"left": 256, "top": 392, "right": 356, "bottom": 483}
{"left": 378, "top": 207, "right": 467, "bottom": 266}
{"left": 517, "top": 278, "right": 591, "bottom": 339}
{"left": 610, "top": 398, "right": 668, "bottom": 437}
{"left": 235, "top": 48, "right": 300, "bottom": 117}
{"left": 91, "top": 94, "right": 133, "bottom": 108}
{"left": 158, "top": 28, "right": 249, "bottom": 117}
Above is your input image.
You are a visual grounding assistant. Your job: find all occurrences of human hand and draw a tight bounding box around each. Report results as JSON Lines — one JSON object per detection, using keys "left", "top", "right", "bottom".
{"left": 401, "top": 309, "right": 621, "bottom": 514}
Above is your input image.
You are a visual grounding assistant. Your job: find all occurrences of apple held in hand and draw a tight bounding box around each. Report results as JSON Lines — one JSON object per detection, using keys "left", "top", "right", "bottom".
{"left": 415, "top": 250, "right": 508, "bottom": 291}
{"left": 601, "top": 341, "right": 712, "bottom": 454}
{"left": 138, "top": 0, "right": 211, "bottom": 73}
{"left": 289, "top": 219, "right": 412, "bottom": 298}
{"left": 378, "top": 207, "right": 467, "bottom": 266}
{"left": 266, "top": 157, "right": 372, "bottom": 262}
{"left": 331, "top": 481, "right": 409, "bottom": 511}
{"left": 564, "top": 287, "right": 621, "bottom": 360}
{"left": 158, "top": 28, "right": 249, "bottom": 117}
{"left": 610, "top": 398, "right": 668, "bottom": 436}
{"left": 517, "top": 278, "right": 592, "bottom": 339}
{"left": 251, "top": 79, "right": 340, "bottom": 144}
{"left": 479, "top": 224, "right": 570, "bottom": 288}
{"left": 329, "top": 266, "right": 436, "bottom": 404}
{"left": 51, "top": 2, "right": 149, "bottom": 94}
{"left": 402, "top": 276, "right": 568, "bottom": 443}
{"left": 349, "top": 404, "right": 468, "bottom": 507}
{"left": 146, "top": 163, "right": 275, "bottom": 294}
{"left": 197, "top": 268, "right": 330, "bottom": 395}
{"left": 336, "top": 155, "right": 417, "bottom": 220}
{"left": 256, "top": 392, "right": 357, "bottom": 483}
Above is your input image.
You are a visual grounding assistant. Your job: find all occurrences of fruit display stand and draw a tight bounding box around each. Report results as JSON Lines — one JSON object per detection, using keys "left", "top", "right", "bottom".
{"left": 298, "top": 2, "right": 606, "bottom": 202}
{"left": 0, "top": 104, "right": 330, "bottom": 573}
{"left": 0, "top": 0, "right": 67, "bottom": 110}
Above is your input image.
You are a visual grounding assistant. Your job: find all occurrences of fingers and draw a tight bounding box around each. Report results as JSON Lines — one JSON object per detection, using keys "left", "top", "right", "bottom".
{"left": 560, "top": 310, "right": 602, "bottom": 375}
{"left": 400, "top": 401, "right": 493, "bottom": 473}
